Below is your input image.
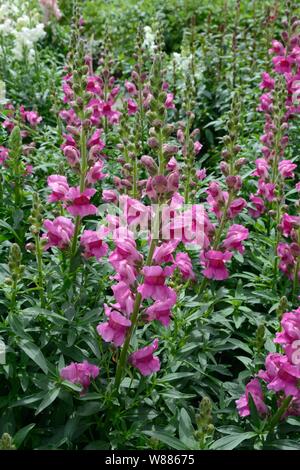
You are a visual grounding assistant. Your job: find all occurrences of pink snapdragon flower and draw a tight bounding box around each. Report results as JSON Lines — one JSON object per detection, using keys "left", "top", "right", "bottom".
{"left": 259, "top": 72, "right": 275, "bottom": 90}
{"left": 174, "top": 252, "right": 196, "bottom": 280}
{"left": 86, "top": 161, "right": 106, "bottom": 184}
{"left": 196, "top": 168, "right": 207, "bottom": 180}
{"left": 127, "top": 99, "right": 138, "bottom": 115}
{"left": 258, "top": 352, "right": 300, "bottom": 397}
{"left": 60, "top": 361, "right": 99, "bottom": 391}
{"left": 277, "top": 242, "right": 295, "bottom": 278}
{"left": 278, "top": 160, "right": 297, "bottom": 179}
{"left": 252, "top": 158, "right": 270, "bottom": 179}
{"left": 236, "top": 378, "right": 268, "bottom": 417}
{"left": 129, "top": 339, "right": 161, "bottom": 376}
{"left": 40, "top": 0, "right": 62, "bottom": 20}
{"left": 97, "top": 305, "right": 131, "bottom": 347}
{"left": 119, "top": 195, "right": 149, "bottom": 227}
{"left": 80, "top": 229, "right": 108, "bottom": 259}
{"left": 153, "top": 240, "right": 178, "bottom": 264}
{"left": 257, "top": 180, "right": 276, "bottom": 202}
{"left": 167, "top": 157, "right": 179, "bottom": 172}
{"left": 25, "top": 111, "right": 42, "bottom": 127}
{"left": 112, "top": 281, "right": 135, "bottom": 316}
{"left": 227, "top": 198, "right": 247, "bottom": 219}
{"left": 165, "top": 93, "right": 175, "bottom": 109}
{"left": 201, "top": 250, "right": 232, "bottom": 280}
{"left": 275, "top": 308, "right": 300, "bottom": 355}
{"left": 279, "top": 213, "right": 300, "bottom": 238}
{"left": 194, "top": 141, "right": 203, "bottom": 154}
{"left": 223, "top": 224, "right": 249, "bottom": 254}
{"left": 145, "top": 297, "right": 177, "bottom": 327}
{"left": 109, "top": 237, "right": 143, "bottom": 270}
{"left": 66, "top": 187, "right": 97, "bottom": 217}
{"left": 138, "top": 266, "right": 176, "bottom": 300}
{"left": 47, "top": 175, "right": 70, "bottom": 202}
{"left": 248, "top": 195, "right": 265, "bottom": 218}
{"left": 125, "top": 81, "right": 137, "bottom": 95}
{"left": 0, "top": 146, "right": 9, "bottom": 165}
{"left": 63, "top": 146, "right": 80, "bottom": 167}
{"left": 102, "top": 189, "right": 118, "bottom": 203}
{"left": 43, "top": 216, "right": 75, "bottom": 250}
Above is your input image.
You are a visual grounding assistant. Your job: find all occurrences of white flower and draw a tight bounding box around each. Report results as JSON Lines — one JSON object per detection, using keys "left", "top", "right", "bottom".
{"left": 143, "top": 26, "right": 156, "bottom": 54}
{"left": 0, "top": 80, "right": 7, "bottom": 105}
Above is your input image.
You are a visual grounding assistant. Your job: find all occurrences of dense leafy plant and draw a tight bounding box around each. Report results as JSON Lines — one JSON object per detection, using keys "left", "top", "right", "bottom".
{"left": 0, "top": 0, "right": 300, "bottom": 451}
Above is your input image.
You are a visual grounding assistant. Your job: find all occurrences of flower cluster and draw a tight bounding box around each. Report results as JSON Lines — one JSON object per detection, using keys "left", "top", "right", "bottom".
{"left": 236, "top": 307, "right": 300, "bottom": 419}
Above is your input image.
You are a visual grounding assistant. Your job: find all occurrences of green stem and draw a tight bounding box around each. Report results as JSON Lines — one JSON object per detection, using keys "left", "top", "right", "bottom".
{"left": 267, "top": 395, "right": 293, "bottom": 433}
{"left": 35, "top": 234, "right": 45, "bottom": 308}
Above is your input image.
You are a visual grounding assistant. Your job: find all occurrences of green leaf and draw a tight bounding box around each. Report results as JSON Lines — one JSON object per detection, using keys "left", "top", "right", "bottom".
{"left": 143, "top": 430, "right": 190, "bottom": 450}
{"left": 160, "top": 372, "right": 194, "bottom": 383}
{"left": 210, "top": 432, "right": 256, "bottom": 450}
{"left": 19, "top": 339, "right": 48, "bottom": 374}
{"left": 13, "top": 424, "right": 36, "bottom": 448}
{"left": 35, "top": 388, "right": 60, "bottom": 415}
{"left": 0, "top": 220, "right": 22, "bottom": 243}
{"left": 266, "top": 439, "right": 300, "bottom": 450}
{"left": 179, "top": 408, "right": 197, "bottom": 448}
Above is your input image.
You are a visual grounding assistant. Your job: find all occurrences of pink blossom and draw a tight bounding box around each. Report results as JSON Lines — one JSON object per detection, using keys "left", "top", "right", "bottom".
{"left": 202, "top": 250, "right": 232, "bottom": 280}
{"left": 109, "top": 237, "right": 143, "bottom": 270}
{"left": 165, "top": 93, "right": 175, "bottom": 109}
{"left": 252, "top": 158, "right": 269, "bottom": 179}
{"left": 88, "top": 129, "right": 105, "bottom": 149}
{"left": 127, "top": 99, "right": 138, "bottom": 115}
{"left": 258, "top": 93, "right": 273, "bottom": 112}
{"left": 86, "top": 161, "right": 106, "bottom": 184}
{"left": 269, "top": 40, "right": 285, "bottom": 56}
{"left": 275, "top": 308, "right": 300, "bottom": 348}
{"left": 145, "top": 297, "right": 177, "bottom": 326}
{"left": 102, "top": 189, "right": 118, "bottom": 203}
{"left": 80, "top": 229, "right": 108, "bottom": 259}
{"left": 279, "top": 213, "right": 300, "bottom": 237}
{"left": 47, "top": 175, "right": 69, "bottom": 202}
{"left": 194, "top": 141, "right": 203, "bottom": 154}
{"left": 236, "top": 378, "right": 268, "bottom": 418}
{"left": 43, "top": 216, "right": 75, "bottom": 250}
{"left": 167, "top": 157, "right": 179, "bottom": 172}
{"left": 227, "top": 198, "right": 247, "bottom": 218}
{"left": 60, "top": 360, "right": 99, "bottom": 391}
{"left": 86, "top": 76, "right": 102, "bottom": 95}
{"left": 125, "top": 81, "right": 137, "bottom": 95}
{"left": 223, "top": 224, "right": 249, "bottom": 254}
{"left": 277, "top": 242, "right": 295, "bottom": 277}
{"left": 174, "top": 252, "right": 196, "bottom": 280}
{"left": 97, "top": 305, "right": 131, "bottom": 347}
{"left": 258, "top": 353, "right": 300, "bottom": 397}
{"left": 196, "top": 169, "right": 206, "bottom": 180}
{"left": 63, "top": 146, "right": 80, "bottom": 167}
{"left": 113, "top": 260, "right": 137, "bottom": 286}
{"left": 278, "top": 160, "right": 297, "bottom": 179}
{"left": 129, "top": 338, "right": 161, "bottom": 376}
{"left": 66, "top": 187, "right": 97, "bottom": 218}
{"left": 259, "top": 72, "right": 275, "bottom": 90}
{"left": 112, "top": 282, "right": 135, "bottom": 316}
{"left": 138, "top": 266, "right": 176, "bottom": 300}
{"left": 257, "top": 180, "right": 276, "bottom": 201}
{"left": 153, "top": 240, "right": 178, "bottom": 264}
{"left": 25, "top": 111, "right": 42, "bottom": 127}
{"left": 273, "top": 56, "right": 292, "bottom": 74}
{"left": 0, "top": 147, "right": 9, "bottom": 165}
{"left": 248, "top": 195, "right": 265, "bottom": 218}
{"left": 119, "top": 195, "right": 149, "bottom": 227}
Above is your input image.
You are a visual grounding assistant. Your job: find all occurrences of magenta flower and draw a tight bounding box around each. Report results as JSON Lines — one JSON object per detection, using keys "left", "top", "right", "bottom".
{"left": 167, "top": 157, "right": 179, "bottom": 172}
{"left": 119, "top": 195, "right": 149, "bottom": 227}
{"left": 165, "top": 93, "right": 175, "bottom": 109}
{"left": 47, "top": 175, "right": 70, "bottom": 202}
{"left": 25, "top": 110, "right": 42, "bottom": 127}
{"left": 97, "top": 305, "right": 131, "bottom": 347}
{"left": 278, "top": 160, "right": 297, "bottom": 179}
{"left": 277, "top": 242, "right": 295, "bottom": 278}
{"left": 0, "top": 146, "right": 9, "bottom": 165}
{"left": 80, "top": 229, "right": 108, "bottom": 259}
{"left": 109, "top": 237, "right": 143, "bottom": 270}
{"left": 194, "top": 141, "right": 203, "bottom": 154}
{"left": 269, "top": 40, "right": 285, "bottom": 56}
{"left": 273, "top": 56, "right": 292, "bottom": 74}
{"left": 202, "top": 250, "right": 232, "bottom": 280}
{"left": 227, "top": 198, "right": 247, "bottom": 218}
{"left": 43, "top": 216, "right": 75, "bottom": 250}
{"left": 138, "top": 266, "right": 175, "bottom": 300}
{"left": 60, "top": 360, "right": 99, "bottom": 391}
{"left": 258, "top": 353, "right": 300, "bottom": 397}
{"left": 175, "top": 252, "right": 196, "bottom": 280}
{"left": 102, "top": 189, "right": 118, "bottom": 203}
{"left": 125, "top": 81, "right": 137, "bottom": 95}
{"left": 252, "top": 158, "right": 269, "bottom": 179}
{"left": 66, "top": 187, "right": 97, "bottom": 218}
{"left": 196, "top": 169, "right": 206, "bottom": 180}
{"left": 223, "top": 224, "right": 249, "bottom": 254}
{"left": 153, "top": 240, "right": 178, "bottom": 264}
{"left": 236, "top": 378, "right": 268, "bottom": 418}
{"left": 279, "top": 213, "right": 300, "bottom": 237}
{"left": 248, "top": 195, "right": 265, "bottom": 218}
{"left": 129, "top": 339, "right": 161, "bottom": 376}
{"left": 275, "top": 308, "right": 300, "bottom": 349}
{"left": 257, "top": 180, "right": 276, "bottom": 202}
{"left": 127, "top": 99, "right": 138, "bottom": 115}
{"left": 86, "top": 161, "right": 106, "bottom": 184}
{"left": 145, "top": 297, "right": 177, "bottom": 327}
{"left": 88, "top": 129, "right": 105, "bottom": 149}
{"left": 112, "top": 281, "right": 135, "bottom": 315}
{"left": 259, "top": 72, "right": 275, "bottom": 90}
{"left": 63, "top": 145, "right": 80, "bottom": 167}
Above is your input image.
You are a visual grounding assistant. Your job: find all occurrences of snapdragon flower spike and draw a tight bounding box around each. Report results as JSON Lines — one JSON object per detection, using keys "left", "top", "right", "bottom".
{"left": 66, "top": 187, "right": 97, "bottom": 218}
{"left": 0, "top": 146, "right": 9, "bottom": 165}
{"left": 174, "top": 252, "right": 196, "bottom": 280}
{"left": 60, "top": 360, "right": 99, "bottom": 392}
{"left": 201, "top": 250, "right": 232, "bottom": 281}
{"left": 145, "top": 297, "right": 177, "bottom": 327}
{"left": 129, "top": 338, "right": 161, "bottom": 376}
{"left": 42, "top": 216, "right": 75, "bottom": 250}
{"left": 138, "top": 266, "right": 176, "bottom": 301}
{"left": 97, "top": 305, "right": 131, "bottom": 347}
